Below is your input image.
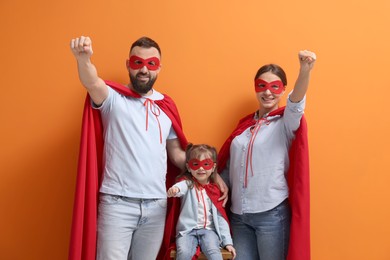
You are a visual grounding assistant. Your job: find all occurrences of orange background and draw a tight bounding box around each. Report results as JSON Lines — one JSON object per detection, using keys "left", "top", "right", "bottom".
{"left": 1, "top": 0, "right": 390, "bottom": 259}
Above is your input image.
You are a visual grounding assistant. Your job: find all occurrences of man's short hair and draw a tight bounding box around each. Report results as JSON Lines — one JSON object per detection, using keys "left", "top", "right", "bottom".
{"left": 130, "top": 37, "right": 161, "bottom": 56}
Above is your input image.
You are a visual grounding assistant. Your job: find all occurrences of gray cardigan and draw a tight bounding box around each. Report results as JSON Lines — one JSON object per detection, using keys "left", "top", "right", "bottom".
{"left": 173, "top": 180, "right": 233, "bottom": 247}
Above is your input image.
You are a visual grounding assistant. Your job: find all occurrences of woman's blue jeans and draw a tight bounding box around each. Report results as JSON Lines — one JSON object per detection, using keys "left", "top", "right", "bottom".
{"left": 230, "top": 199, "right": 291, "bottom": 260}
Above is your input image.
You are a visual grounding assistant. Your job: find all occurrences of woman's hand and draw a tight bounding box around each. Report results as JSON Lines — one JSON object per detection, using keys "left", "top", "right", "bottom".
{"left": 299, "top": 50, "right": 317, "bottom": 71}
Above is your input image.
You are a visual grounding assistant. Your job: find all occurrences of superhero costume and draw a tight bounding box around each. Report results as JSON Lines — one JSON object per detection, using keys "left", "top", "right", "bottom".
{"left": 68, "top": 80, "right": 188, "bottom": 260}
{"left": 218, "top": 107, "right": 310, "bottom": 260}
{"left": 160, "top": 178, "right": 230, "bottom": 260}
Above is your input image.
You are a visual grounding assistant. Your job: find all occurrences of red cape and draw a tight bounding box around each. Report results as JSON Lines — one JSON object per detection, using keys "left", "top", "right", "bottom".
{"left": 218, "top": 107, "right": 311, "bottom": 260}
{"left": 68, "top": 81, "right": 188, "bottom": 260}
{"left": 203, "top": 183, "right": 229, "bottom": 223}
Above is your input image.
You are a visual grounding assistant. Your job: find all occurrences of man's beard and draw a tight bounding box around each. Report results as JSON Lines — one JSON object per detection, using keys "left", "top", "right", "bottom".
{"left": 129, "top": 72, "right": 157, "bottom": 94}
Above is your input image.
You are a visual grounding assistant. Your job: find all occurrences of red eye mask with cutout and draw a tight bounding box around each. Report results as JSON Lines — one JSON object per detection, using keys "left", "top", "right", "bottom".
{"left": 254, "top": 79, "right": 285, "bottom": 94}
{"left": 129, "top": 55, "right": 160, "bottom": 71}
{"left": 188, "top": 158, "right": 215, "bottom": 170}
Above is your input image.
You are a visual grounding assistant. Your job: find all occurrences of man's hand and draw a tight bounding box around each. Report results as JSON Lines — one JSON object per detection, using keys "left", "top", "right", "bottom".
{"left": 70, "top": 36, "right": 93, "bottom": 61}
{"left": 214, "top": 173, "right": 229, "bottom": 207}
{"left": 69, "top": 35, "right": 108, "bottom": 105}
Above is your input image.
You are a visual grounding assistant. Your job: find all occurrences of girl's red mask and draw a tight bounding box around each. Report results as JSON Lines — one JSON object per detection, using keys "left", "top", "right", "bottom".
{"left": 188, "top": 158, "right": 215, "bottom": 170}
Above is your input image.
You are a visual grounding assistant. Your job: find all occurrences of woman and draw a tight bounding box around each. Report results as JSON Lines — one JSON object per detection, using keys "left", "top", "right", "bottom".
{"left": 218, "top": 50, "right": 316, "bottom": 260}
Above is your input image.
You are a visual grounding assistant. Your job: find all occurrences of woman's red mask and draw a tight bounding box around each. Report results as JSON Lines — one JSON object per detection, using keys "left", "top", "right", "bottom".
{"left": 129, "top": 55, "right": 160, "bottom": 71}
{"left": 254, "top": 79, "right": 285, "bottom": 94}
{"left": 188, "top": 158, "right": 215, "bottom": 170}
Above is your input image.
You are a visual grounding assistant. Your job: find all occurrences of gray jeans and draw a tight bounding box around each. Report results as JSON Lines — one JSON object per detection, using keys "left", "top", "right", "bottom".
{"left": 96, "top": 193, "right": 167, "bottom": 260}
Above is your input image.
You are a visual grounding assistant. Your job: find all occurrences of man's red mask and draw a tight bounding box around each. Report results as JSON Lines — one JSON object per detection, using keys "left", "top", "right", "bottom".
{"left": 129, "top": 55, "right": 160, "bottom": 71}
{"left": 254, "top": 79, "right": 285, "bottom": 94}
{"left": 188, "top": 158, "right": 215, "bottom": 170}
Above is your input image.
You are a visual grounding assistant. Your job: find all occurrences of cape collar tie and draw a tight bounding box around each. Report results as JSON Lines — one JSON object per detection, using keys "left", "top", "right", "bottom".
{"left": 143, "top": 98, "right": 163, "bottom": 144}
{"left": 245, "top": 115, "right": 270, "bottom": 188}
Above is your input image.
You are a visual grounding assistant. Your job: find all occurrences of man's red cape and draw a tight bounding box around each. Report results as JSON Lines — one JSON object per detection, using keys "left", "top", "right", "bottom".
{"left": 217, "top": 107, "right": 311, "bottom": 260}
{"left": 68, "top": 81, "right": 188, "bottom": 260}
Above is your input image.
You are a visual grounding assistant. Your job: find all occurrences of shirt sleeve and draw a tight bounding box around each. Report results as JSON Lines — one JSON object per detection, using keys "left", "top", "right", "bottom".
{"left": 167, "top": 126, "right": 178, "bottom": 140}
{"left": 217, "top": 211, "right": 233, "bottom": 247}
{"left": 174, "top": 180, "right": 189, "bottom": 197}
{"left": 284, "top": 94, "right": 306, "bottom": 139}
{"left": 91, "top": 85, "right": 114, "bottom": 113}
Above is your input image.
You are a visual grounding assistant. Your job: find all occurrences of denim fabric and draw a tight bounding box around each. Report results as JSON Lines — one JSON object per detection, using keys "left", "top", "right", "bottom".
{"left": 96, "top": 193, "right": 167, "bottom": 260}
{"left": 176, "top": 228, "right": 223, "bottom": 260}
{"left": 230, "top": 199, "right": 291, "bottom": 260}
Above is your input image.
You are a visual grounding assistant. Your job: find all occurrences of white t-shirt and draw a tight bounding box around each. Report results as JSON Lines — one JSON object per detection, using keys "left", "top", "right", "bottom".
{"left": 93, "top": 86, "right": 177, "bottom": 199}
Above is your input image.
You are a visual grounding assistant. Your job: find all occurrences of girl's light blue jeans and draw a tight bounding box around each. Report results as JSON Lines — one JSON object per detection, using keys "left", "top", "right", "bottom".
{"left": 176, "top": 228, "right": 222, "bottom": 260}
{"left": 230, "top": 199, "right": 291, "bottom": 260}
{"left": 96, "top": 193, "right": 167, "bottom": 260}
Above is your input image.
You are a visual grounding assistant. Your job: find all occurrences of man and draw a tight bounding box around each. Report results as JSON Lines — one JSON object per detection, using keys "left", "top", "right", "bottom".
{"left": 68, "top": 36, "right": 227, "bottom": 260}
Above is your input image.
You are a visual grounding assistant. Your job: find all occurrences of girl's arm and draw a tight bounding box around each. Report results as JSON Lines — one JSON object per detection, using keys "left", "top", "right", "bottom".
{"left": 167, "top": 180, "right": 188, "bottom": 197}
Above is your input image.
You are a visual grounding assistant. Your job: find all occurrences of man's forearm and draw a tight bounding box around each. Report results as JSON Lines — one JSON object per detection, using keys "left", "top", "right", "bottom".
{"left": 77, "top": 59, "right": 102, "bottom": 91}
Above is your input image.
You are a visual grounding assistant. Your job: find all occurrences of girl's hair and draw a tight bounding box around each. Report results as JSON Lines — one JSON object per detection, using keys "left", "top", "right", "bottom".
{"left": 254, "top": 63, "right": 287, "bottom": 86}
{"left": 176, "top": 143, "right": 218, "bottom": 188}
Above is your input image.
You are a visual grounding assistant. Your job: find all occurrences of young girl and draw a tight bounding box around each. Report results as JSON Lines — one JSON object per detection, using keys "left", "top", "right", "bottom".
{"left": 167, "top": 144, "right": 236, "bottom": 260}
